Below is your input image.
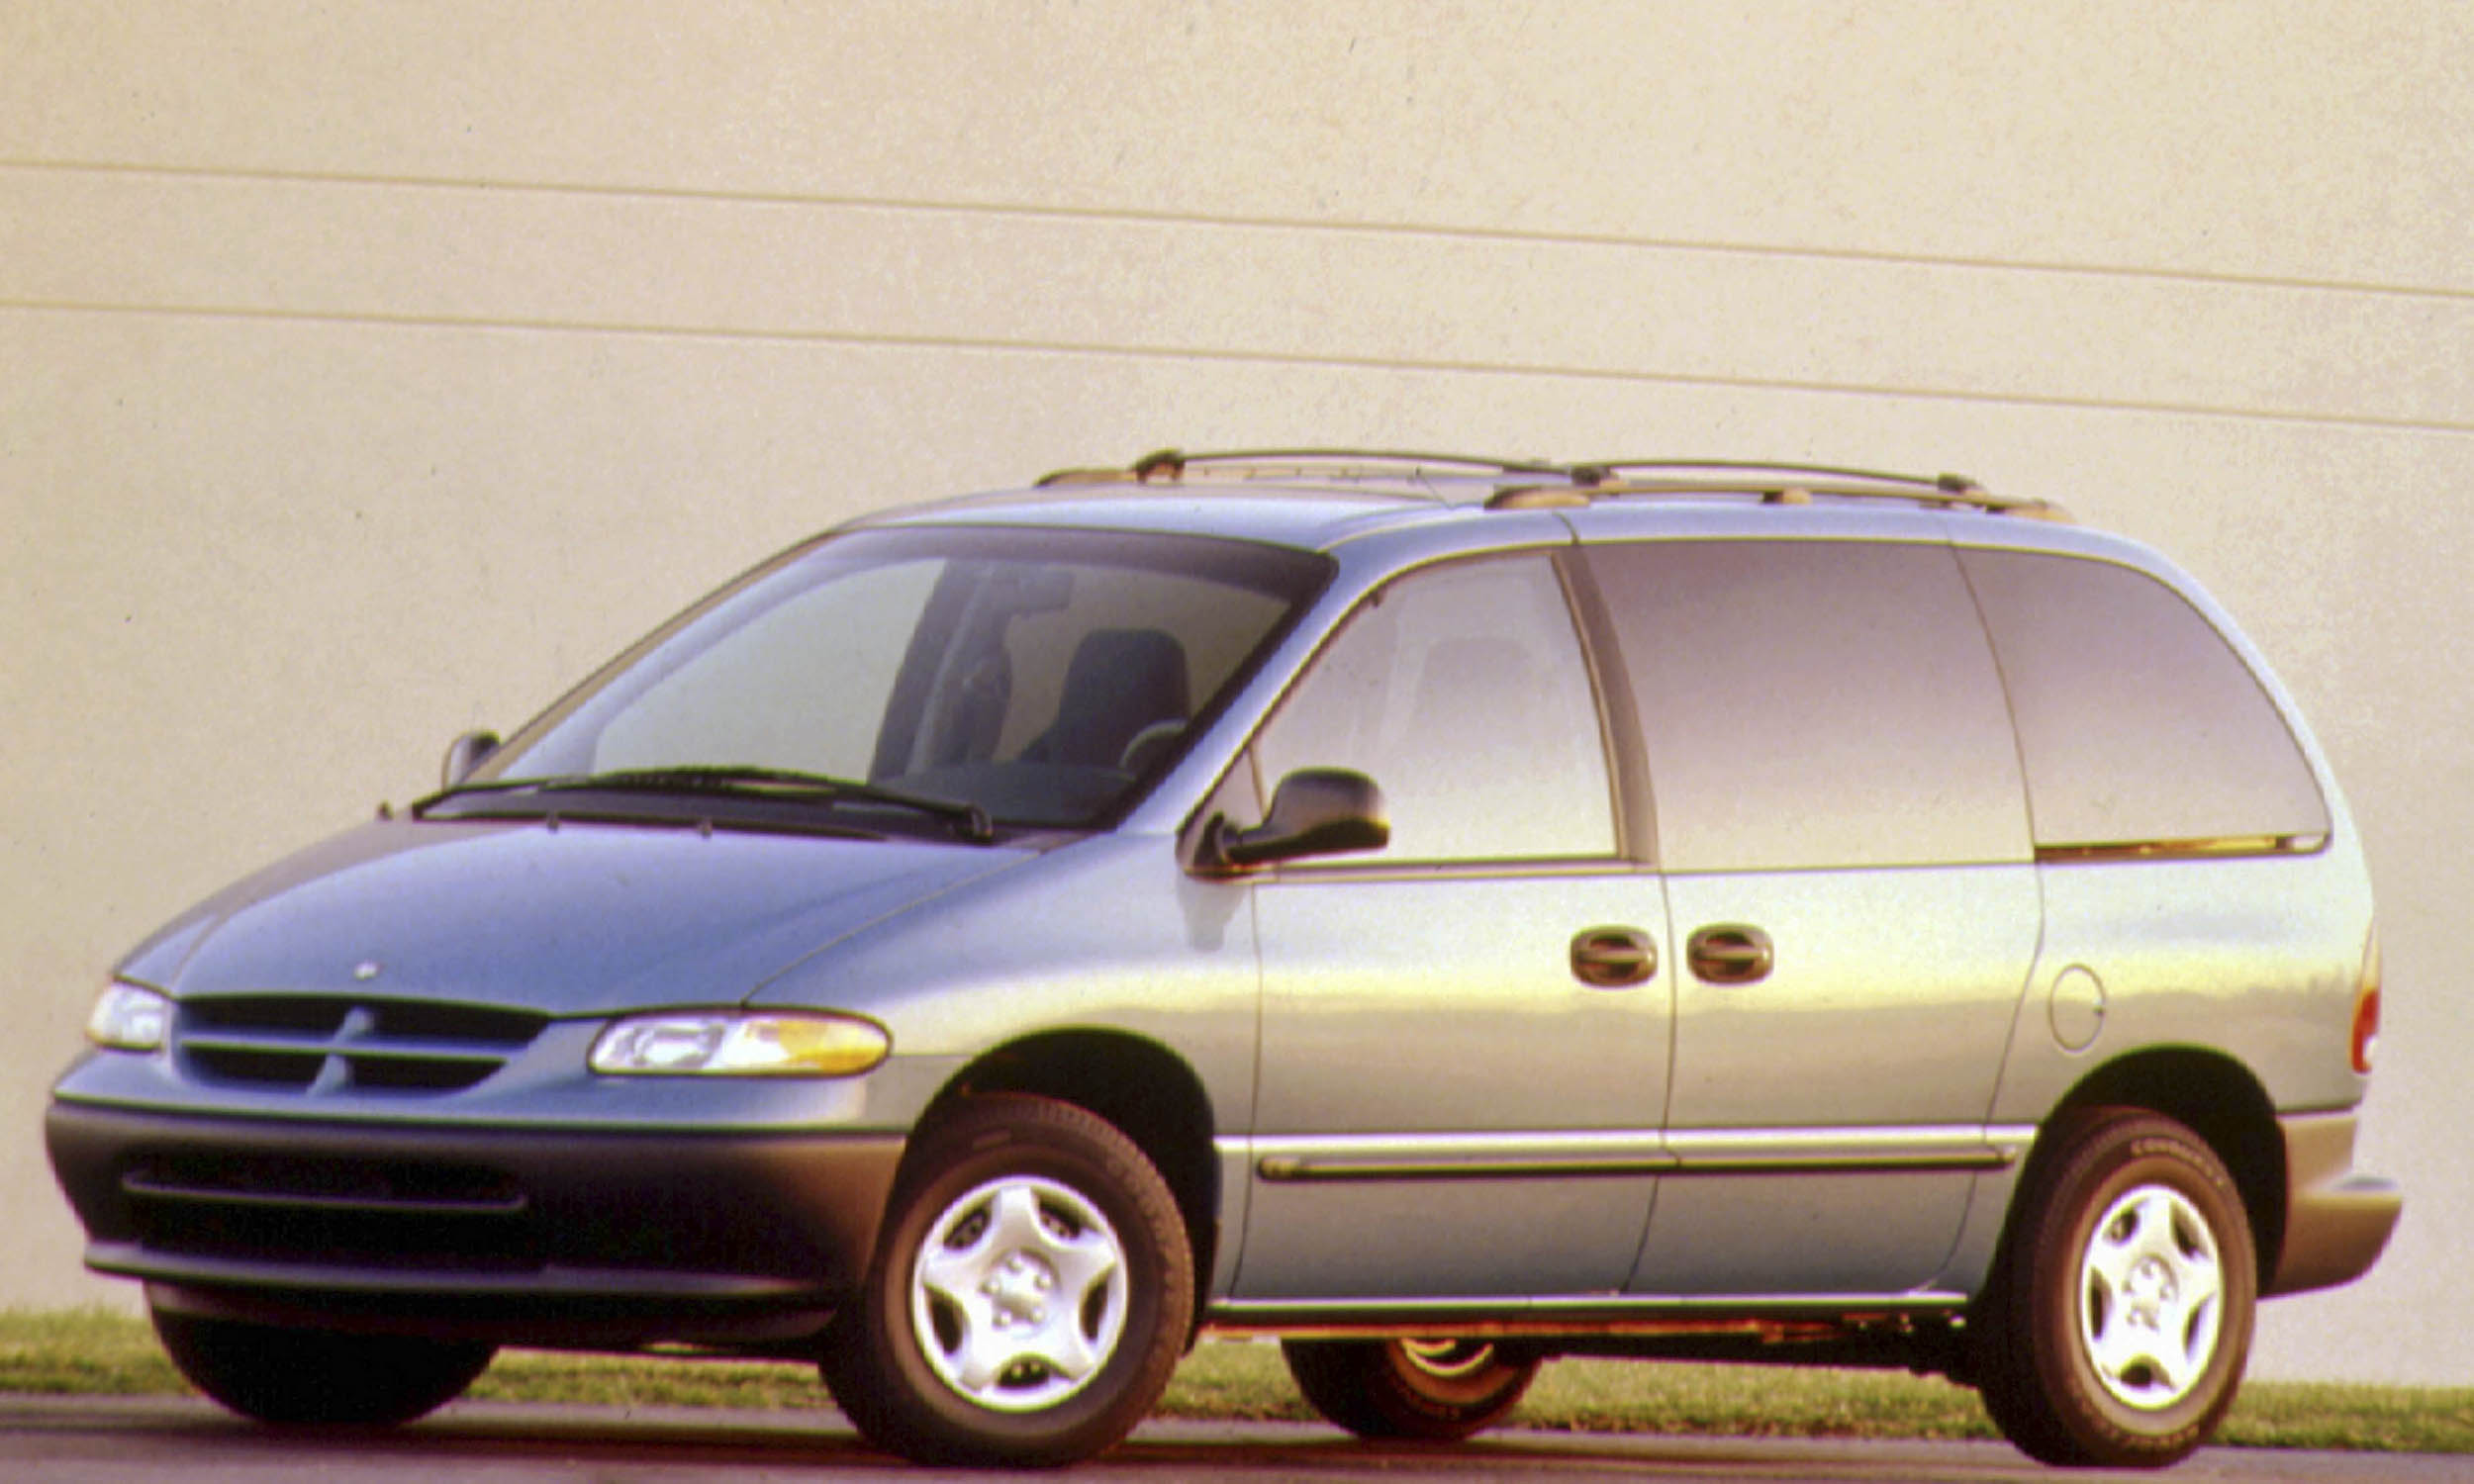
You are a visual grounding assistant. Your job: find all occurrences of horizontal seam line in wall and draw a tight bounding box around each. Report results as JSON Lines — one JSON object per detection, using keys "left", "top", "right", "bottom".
{"left": 4, "top": 157, "right": 2468, "bottom": 309}
{"left": 6, "top": 297, "right": 2466, "bottom": 439}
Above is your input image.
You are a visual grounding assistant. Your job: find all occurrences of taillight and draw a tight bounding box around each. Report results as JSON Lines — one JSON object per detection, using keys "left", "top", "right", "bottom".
{"left": 2350, "top": 935, "right": 2381, "bottom": 1075}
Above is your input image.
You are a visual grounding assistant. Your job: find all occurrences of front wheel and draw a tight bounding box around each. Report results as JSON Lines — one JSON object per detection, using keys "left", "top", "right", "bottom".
{"left": 150, "top": 1308, "right": 494, "bottom": 1427}
{"left": 818, "top": 1095, "right": 1193, "bottom": 1467}
{"left": 1973, "top": 1107, "right": 2257, "bottom": 1468}
{"left": 1283, "top": 1337, "right": 1541, "bottom": 1441}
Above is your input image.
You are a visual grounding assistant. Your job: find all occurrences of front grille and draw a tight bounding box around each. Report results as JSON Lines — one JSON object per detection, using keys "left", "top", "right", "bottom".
{"left": 122, "top": 1152, "right": 536, "bottom": 1270}
{"left": 175, "top": 995, "right": 547, "bottom": 1096}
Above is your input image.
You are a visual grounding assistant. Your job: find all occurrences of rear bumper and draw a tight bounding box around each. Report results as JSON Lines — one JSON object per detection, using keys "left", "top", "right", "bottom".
{"left": 47, "top": 1098, "right": 904, "bottom": 1346}
{"left": 2267, "top": 1109, "right": 2401, "bottom": 1297}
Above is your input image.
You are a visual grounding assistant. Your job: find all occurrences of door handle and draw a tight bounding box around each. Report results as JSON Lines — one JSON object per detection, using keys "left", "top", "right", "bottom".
{"left": 1687, "top": 924, "right": 1774, "bottom": 984}
{"left": 1570, "top": 927, "right": 1658, "bottom": 988}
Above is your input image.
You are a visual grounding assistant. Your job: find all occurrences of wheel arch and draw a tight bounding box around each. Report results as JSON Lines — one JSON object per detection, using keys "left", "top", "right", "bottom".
{"left": 917, "top": 1029, "right": 1221, "bottom": 1315}
{"left": 2035, "top": 1047, "right": 2287, "bottom": 1287}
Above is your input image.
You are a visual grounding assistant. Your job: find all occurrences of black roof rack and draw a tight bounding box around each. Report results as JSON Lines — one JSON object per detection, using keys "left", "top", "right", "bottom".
{"left": 1034, "top": 449, "right": 2069, "bottom": 520}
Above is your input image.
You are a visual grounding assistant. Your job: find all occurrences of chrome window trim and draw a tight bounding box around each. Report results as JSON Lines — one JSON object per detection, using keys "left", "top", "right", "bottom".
{"left": 1263, "top": 857, "right": 1652, "bottom": 884}
{"left": 2035, "top": 833, "right": 2331, "bottom": 864}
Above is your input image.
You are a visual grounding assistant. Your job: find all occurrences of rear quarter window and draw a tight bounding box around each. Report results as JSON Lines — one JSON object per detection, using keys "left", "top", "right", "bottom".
{"left": 1955, "top": 548, "right": 2330, "bottom": 853}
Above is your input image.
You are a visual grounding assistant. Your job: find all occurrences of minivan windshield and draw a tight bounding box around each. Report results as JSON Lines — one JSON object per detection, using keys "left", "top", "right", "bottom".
{"left": 429, "top": 525, "right": 1329, "bottom": 834}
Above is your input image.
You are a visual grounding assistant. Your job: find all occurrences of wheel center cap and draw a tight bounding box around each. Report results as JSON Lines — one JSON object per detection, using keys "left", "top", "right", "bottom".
{"left": 2125, "top": 1253, "right": 2178, "bottom": 1327}
{"left": 980, "top": 1250, "right": 1059, "bottom": 1328}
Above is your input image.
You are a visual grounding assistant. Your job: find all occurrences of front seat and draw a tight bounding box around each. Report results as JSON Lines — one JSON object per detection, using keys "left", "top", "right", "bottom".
{"left": 1020, "top": 628, "right": 1190, "bottom": 769}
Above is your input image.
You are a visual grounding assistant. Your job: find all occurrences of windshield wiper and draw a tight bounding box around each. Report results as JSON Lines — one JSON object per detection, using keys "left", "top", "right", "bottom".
{"left": 420, "top": 766, "right": 997, "bottom": 845}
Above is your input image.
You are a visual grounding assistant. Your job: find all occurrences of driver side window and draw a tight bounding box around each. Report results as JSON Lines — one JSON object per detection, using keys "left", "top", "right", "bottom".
{"left": 1253, "top": 554, "right": 1615, "bottom": 863}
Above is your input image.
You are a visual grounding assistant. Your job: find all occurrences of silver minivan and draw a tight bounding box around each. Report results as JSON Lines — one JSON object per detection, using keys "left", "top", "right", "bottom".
{"left": 48, "top": 452, "right": 2399, "bottom": 1468}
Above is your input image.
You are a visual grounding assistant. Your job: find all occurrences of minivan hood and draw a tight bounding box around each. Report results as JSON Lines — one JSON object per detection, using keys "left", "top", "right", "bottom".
{"left": 120, "top": 818, "right": 1031, "bottom": 1016}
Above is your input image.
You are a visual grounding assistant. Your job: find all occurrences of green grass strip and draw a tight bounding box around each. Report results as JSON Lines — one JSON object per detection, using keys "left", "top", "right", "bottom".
{"left": 4, "top": 1310, "right": 2467, "bottom": 1452}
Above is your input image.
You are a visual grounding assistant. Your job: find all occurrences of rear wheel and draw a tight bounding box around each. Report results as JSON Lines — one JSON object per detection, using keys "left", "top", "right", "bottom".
{"left": 1283, "top": 1337, "right": 1541, "bottom": 1441}
{"left": 1973, "top": 1107, "right": 2256, "bottom": 1467}
{"left": 818, "top": 1095, "right": 1192, "bottom": 1467}
{"left": 150, "top": 1307, "right": 494, "bottom": 1427}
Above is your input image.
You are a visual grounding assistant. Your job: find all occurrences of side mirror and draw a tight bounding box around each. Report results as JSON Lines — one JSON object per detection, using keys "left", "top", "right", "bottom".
{"left": 1207, "top": 768, "right": 1388, "bottom": 870}
{"left": 440, "top": 729, "right": 502, "bottom": 788}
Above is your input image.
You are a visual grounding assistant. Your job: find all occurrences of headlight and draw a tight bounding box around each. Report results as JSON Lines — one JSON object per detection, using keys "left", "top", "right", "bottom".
{"left": 86, "top": 981, "right": 171, "bottom": 1052}
{"left": 589, "top": 1010, "right": 891, "bottom": 1076}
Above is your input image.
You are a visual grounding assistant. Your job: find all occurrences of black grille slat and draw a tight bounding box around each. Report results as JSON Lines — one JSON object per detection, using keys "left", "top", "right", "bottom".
{"left": 129, "top": 1201, "right": 540, "bottom": 1271}
{"left": 185, "top": 1047, "right": 326, "bottom": 1088}
{"left": 344, "top": 1055, "right": 502, "bottom": 1092}
{"left": 128, "top": 1152, "right": 522, "bottom": 1206}
{"left": 125, "top": 1176, "right": 523, "bottom": 1218}
{"left": 173, "top": 995, "right": 548, "bottom": 1097}
{"left": 184, "top": 998, "right": 350, "bottom": 1035}
{"left": 366, "top": 1000, "right": 542, "bottom": 1046}
{"left": 121, "top": 1153, "right": 536, "bottom": 1270}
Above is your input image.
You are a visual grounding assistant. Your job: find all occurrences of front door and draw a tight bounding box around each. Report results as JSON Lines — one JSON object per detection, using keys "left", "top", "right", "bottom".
{"left": 1230, "top": 552, "right": 1669, "bottom": 1301}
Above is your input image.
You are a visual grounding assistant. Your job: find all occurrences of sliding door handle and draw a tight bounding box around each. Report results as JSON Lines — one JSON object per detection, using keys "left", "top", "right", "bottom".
{"left": 1687, "top": 924, "right": 1774, "bottom": 984}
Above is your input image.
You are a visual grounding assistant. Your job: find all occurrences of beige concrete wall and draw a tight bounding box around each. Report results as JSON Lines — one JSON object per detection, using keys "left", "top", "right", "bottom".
{"left": 5, "top": 2, "right": 2467, "bottom": 1383}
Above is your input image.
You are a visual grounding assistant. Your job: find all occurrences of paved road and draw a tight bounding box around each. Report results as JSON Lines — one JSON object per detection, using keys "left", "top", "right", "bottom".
{"left": 2, "top": 1395, "right": 2462, "bottom": 1483}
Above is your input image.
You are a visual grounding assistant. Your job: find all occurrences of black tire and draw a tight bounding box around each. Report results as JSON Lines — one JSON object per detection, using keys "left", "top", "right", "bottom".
{"left": 1283, "top": 1337, "right": 1540, "bottom": 1441}
{"left": 150, "top": 1308, "right": 494, "bottom": 1427}
{"left": 1972, "top": 1106, "right": 2257, "bottom": 1468}
{"left": 817, "top": 1094, "right": 1193, "bottom": 1467}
